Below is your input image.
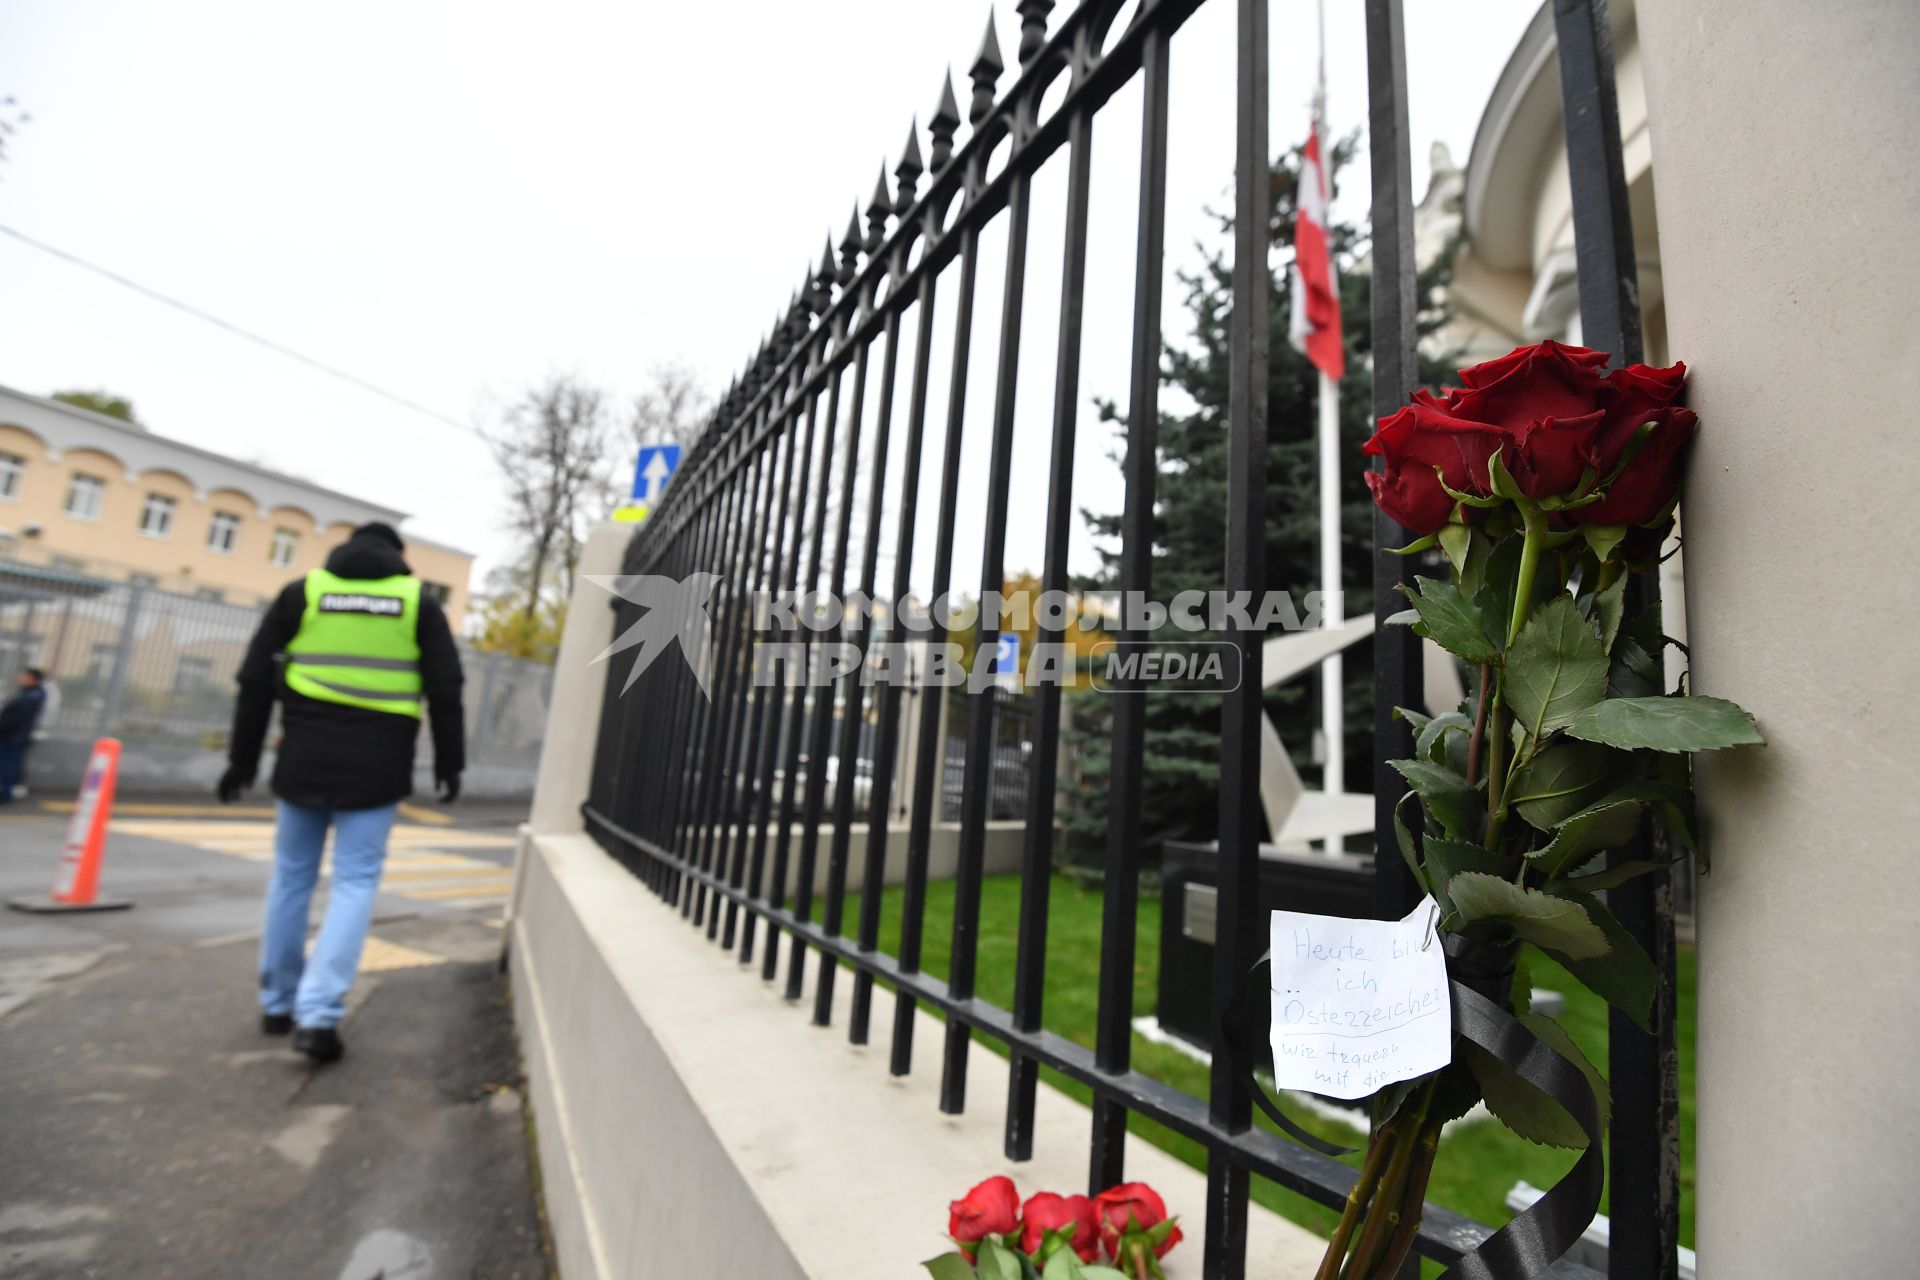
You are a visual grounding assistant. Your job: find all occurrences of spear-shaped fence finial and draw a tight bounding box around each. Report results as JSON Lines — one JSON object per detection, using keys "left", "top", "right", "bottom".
{"left": 969, "top": 10, "right": 1004, "bottom": 126}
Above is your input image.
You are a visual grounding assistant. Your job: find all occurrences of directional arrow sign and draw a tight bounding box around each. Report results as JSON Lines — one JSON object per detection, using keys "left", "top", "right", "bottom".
{"left": 632, "top": 444, "right": 684, "bottom": 505}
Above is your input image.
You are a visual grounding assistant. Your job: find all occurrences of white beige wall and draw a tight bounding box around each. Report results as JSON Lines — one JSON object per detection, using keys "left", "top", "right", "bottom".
{"left": 1638, "top": 0, "right": 1920, "bottom": 1272}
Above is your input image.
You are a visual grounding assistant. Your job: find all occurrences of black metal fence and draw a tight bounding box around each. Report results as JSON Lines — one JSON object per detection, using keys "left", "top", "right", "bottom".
{"left": 582, "top": 1, "right": 1672, "bottom": 1276}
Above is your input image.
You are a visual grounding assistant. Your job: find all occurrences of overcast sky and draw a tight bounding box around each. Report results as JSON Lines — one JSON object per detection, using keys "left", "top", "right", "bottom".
{"left": 0, "top": 0, "right": 1539, "bottom": 600}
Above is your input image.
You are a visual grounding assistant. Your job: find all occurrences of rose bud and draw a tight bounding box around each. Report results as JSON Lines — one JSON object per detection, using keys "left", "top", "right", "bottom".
{"left": 1362, "top": 397, "right": 1504, "bottom": 534}
{"left": 1019, "top": 1191, "right": 1100, "bottom": 1263}
{"left": 949, "top": 1175, "right": 1021, "bottom": 1259}
{"left": 1580, "top": 405, "right": 1697, "bottom": 527}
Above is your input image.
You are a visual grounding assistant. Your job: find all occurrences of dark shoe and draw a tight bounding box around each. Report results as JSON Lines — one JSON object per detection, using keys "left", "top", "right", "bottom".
{"left": 292, "top": 1026, "right": 344, "bottom": 1064}
{"left": 261, "top": 1012, "right": 294, "bottom": 1036}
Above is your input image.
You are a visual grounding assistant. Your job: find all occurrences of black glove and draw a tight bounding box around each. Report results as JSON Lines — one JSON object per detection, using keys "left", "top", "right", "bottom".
{"left": 217, "top": 766, "right": 252, "bottom": 803}
{"left": 436, "top": 769, "right": 461, "bottom": 804}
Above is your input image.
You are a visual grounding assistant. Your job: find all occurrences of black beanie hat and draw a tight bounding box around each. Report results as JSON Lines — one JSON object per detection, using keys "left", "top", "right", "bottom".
{"left": 354, "top": 521, "right": 405, "bottom": 552}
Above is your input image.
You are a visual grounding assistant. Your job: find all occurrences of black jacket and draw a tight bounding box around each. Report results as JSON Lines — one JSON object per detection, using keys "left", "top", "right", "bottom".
{"left": 0, "top": 684, "right": 46, "bottom": 746}
{"left": 228, "top": 532, "right": 465, "bottom": 810}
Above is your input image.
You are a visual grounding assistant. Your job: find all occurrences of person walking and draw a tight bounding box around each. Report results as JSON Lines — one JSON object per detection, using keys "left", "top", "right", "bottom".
{"left": 219, "top": 522, "right": 464, "bottom": 1063}
{"left": 0, "top": 667, "right": 48, "bottom": 804}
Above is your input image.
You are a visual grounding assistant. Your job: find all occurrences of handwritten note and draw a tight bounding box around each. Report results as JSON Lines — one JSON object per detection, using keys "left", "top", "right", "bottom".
{"left": 1267, "top": 895, "right": 1451, "bottom": 1100}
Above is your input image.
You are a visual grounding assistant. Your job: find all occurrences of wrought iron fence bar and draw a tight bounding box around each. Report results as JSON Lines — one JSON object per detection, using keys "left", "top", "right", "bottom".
{"left": 729, "top": 379, "right": 807, "bottom": 955}
{"left": 942, "top": 115, "right": 1035, "bottom": 1120}
{"left": 762, "top": 385, "right": 832, "bottom": 978}
{"left": 1364, "top": 0, "right": 1426, "bottom": 923}
{"left": 1204, "top": 2, "right": 1269, "bottom": 1276}
{"left": 1548, "top": 2, "right": 1676, "bottom": 1275}
{"left": 1090, "top": 16, "right": 1171, "bottom": 1192}
{"left": 690, "top": 435, "right": 763, "bottom": 927}
{"left": 891, "top": 218, "right": 985, "bottom": 1079}
{"left": 681, "top": 428, "right": 752, "bottom": 920}
{"left": 787, "top": 342, "right": 866, "bottom": 1000}
{"left": 663, "top": 436, "right": 731, "bottom": 906}
{"left": 579, "top": 804, "right": 1604, "bottom": 1279}
{"left": 816, "top": 287, "right": 906, "bottom": 1027}
{"left": 1006, "top": 52, "right": 1096, "bottom": 1163}
{"left": 628, "top": 0, "right": 1208, "bottom": 577}
{"left": 852, "top": 269, "right": 941, "bottom": 1046}
{"left": 707, "top": 431, "right": 783, "bottom": 941}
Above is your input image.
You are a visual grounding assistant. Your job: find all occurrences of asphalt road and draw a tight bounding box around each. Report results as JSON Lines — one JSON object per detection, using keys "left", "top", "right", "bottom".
{"left": 0, "top": 803, "right": 553, "bottom": 1280}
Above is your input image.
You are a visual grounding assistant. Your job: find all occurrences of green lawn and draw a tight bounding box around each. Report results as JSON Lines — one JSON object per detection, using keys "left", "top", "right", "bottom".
{"left": 839, "top": 873, "right": 1695, "bottom": 1262}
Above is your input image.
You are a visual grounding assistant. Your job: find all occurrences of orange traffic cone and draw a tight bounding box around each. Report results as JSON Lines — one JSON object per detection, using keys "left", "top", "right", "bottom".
{"left": 9, "top": 738, "right": 134, "bottom": 914}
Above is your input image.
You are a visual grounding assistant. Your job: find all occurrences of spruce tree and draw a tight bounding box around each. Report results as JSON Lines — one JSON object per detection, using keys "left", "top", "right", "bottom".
{"left": 1060, "top": 137, "right": 1455, "bottom": 867}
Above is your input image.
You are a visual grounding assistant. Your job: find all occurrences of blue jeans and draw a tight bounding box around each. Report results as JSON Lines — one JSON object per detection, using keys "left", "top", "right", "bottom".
{"left": 258, "top": 800, "right": 398, "bottom": 1028}
{"left": 0, "top": 741, "right": 26, "bottom": 801}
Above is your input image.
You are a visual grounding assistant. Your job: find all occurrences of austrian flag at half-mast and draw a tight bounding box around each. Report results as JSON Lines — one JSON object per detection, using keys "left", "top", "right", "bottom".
{"left": 1288, "top": 123, "right": 1345, "bottom": 380}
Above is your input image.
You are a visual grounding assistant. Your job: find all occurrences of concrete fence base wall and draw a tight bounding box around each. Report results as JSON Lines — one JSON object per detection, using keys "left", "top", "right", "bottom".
{"left": 509, "top": 830, "right": 1327, "bottom": 1280}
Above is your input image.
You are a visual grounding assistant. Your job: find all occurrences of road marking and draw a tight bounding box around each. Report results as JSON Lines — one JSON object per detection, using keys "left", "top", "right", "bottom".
{"left": 107, "top": 819, "right": 515, "bottom": 911}
{"left": 357, "top": 937, "right": 449, "bottom": 972}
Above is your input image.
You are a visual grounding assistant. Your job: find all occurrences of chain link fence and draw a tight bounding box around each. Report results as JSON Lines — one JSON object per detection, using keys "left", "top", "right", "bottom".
{"left": 0, "top": 562, "right": 550, "bottom": 791}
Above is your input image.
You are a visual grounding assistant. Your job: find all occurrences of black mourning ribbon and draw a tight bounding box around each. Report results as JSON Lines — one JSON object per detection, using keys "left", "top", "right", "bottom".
{"left": 1217, "top": 932, "right": 1605, "bottom": 1278}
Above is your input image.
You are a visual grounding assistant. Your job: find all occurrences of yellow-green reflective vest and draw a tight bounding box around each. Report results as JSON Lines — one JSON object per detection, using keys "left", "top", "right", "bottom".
{"left": 283, "top": 569, "right": 424, "bottom": 719}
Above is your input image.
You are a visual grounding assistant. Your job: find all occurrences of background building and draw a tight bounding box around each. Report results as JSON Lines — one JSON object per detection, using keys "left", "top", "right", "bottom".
{"left": 0, "top": 384, "right": 472, "bottom": 628}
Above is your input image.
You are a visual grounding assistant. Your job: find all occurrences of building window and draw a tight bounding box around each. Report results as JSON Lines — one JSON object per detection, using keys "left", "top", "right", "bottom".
{"left": 64, "top": 473, "right": 106, "bottom": 521}
{"left": 0, "top": 451, "right": 23, "bottom": 500}
{"left": 421, "top": 581, "right": 451, "bottom": 607}
{"left": 269, "top": 527, "right": 299, "bottom": 568}
{"left": 140, "top": 493, "right": 176, "bottom": 539}
{"left": 207, "top": 510, "right": 241, "bottom": 554}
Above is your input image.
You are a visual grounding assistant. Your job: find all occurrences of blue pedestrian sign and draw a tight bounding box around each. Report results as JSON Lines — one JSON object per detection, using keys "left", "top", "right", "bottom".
{"left": 632, "top": 444, "right": 684, "bottom": 505}
{"left": 992, "top": 631, "right": 1021, "bottom": 676}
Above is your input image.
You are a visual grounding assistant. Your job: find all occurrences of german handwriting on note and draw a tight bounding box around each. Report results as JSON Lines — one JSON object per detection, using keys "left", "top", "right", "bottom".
{"left": 1266, "top": 895, "right": 1452, "bottom": 1101}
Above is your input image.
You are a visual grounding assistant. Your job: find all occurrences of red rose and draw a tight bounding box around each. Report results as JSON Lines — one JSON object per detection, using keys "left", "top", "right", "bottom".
{"left": 1362, "top": 397, "right": 1504, "bottom": 534}
{"left": 949, "top": 1176, "right": 1020, "bottom": 1257}
{"left": 1452, "top": 338, "right": 1609, "bottom": 426}
{"left": 1094, "top": 1182, "right": 1182, "bottom": 1261}
{"left": 1596, "top": 360, "right": 1687, "bottom": 457}
{"left": 1579, "top": 404, "right": 1697, "bottom": 526}
{"left": 1507, "top": 408, "right": 1606, "bottom": 500}
{"left": 1019, "top": 1191, "right": 1099, "bottom": 1262}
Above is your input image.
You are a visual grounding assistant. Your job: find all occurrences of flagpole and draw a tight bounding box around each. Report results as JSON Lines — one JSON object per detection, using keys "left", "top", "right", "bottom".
{"left": 1314, "top": 0, "right": 1344, "bottom": 805}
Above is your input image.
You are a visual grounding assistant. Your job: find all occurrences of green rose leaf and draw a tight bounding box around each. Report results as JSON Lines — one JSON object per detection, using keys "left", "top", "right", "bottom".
{"left": 1503, "top": 595, "right": 1609, "bottom": 738}
{"left": 1400, "top": 576, "right": 1502, "bottom": 665}
{"left": 1388, "top": 759, "right": 1480, "bottom": 841}
{"left": 1391, "top": 791, "right": 1431, "bottom": 894}
{"left": 1592, "top": 573, "right": 1627, "bottom": 655}
{"left": 1582, "top": 523, "right": 1628, "bottom": 564}
{"left": 1540, "top": 889, "right": 1658, "bottom": 1030}
{"left": 1565, "top": 695, "right": 1765, "bottom": 753}
{"left": 1041, "top": 1247, "right": 1077, "bottom": 1280}
{"left": 1528, "top": 790, "right": 1649, "bottom": 879}
{"left": 1446, "top": 872, "right": 1610, "bottom": 959}
{"left": 1506, "top": 739, "right": 1624, "bottom": 830}
{"left": 976, "top": 1239, "right": 1025, "bottom": 1280}
{"left": 1607, "top": 607, "right": 1666, "bottom": 698}
{"left": 1078, "top": 1269, "right": 1130, "bottom": 1280}
{"left": 1557, "top": 858, "right": 1673, "bottom": 894}
{"left": 1423, "top": 837, "right": 1505, "bottom": 918}
{"left": 924, "top": 1253, "right": 978, "bottom": 1280}
{"left": 1416, "top": 710, "right": 1473, "bottom": 766}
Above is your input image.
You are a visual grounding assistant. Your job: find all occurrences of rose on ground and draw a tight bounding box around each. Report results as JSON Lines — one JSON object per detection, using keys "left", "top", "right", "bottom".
{"left": 949, "top": 1175, "right": 1021, "bottom": 1260}
{"left": 1019, "top": 1191, "right": 1100, "bottom": 1263}
{"left": 1093, "top": 1182, "right": 1183, "bottom": 1263}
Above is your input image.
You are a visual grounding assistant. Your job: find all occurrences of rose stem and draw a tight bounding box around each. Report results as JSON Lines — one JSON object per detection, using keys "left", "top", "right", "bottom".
{"left": 1313, "top": 1118, "right": 1400, "bottom": 1280}
{"left": 1466, "top": 661, "right": 1492, "bottom": 786}
{"left": 1341, "top": 1084, "right": 1434, "bottom": 1279}
{"left": 1484, "top": 508, "right": 1548, "bottom": 857}
{"left": 1374, "top": 1115, "right": 1444, "bottom": 1277}
{"left": 1132, "top": 1245, "right": 1148, "bottom": 1280}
